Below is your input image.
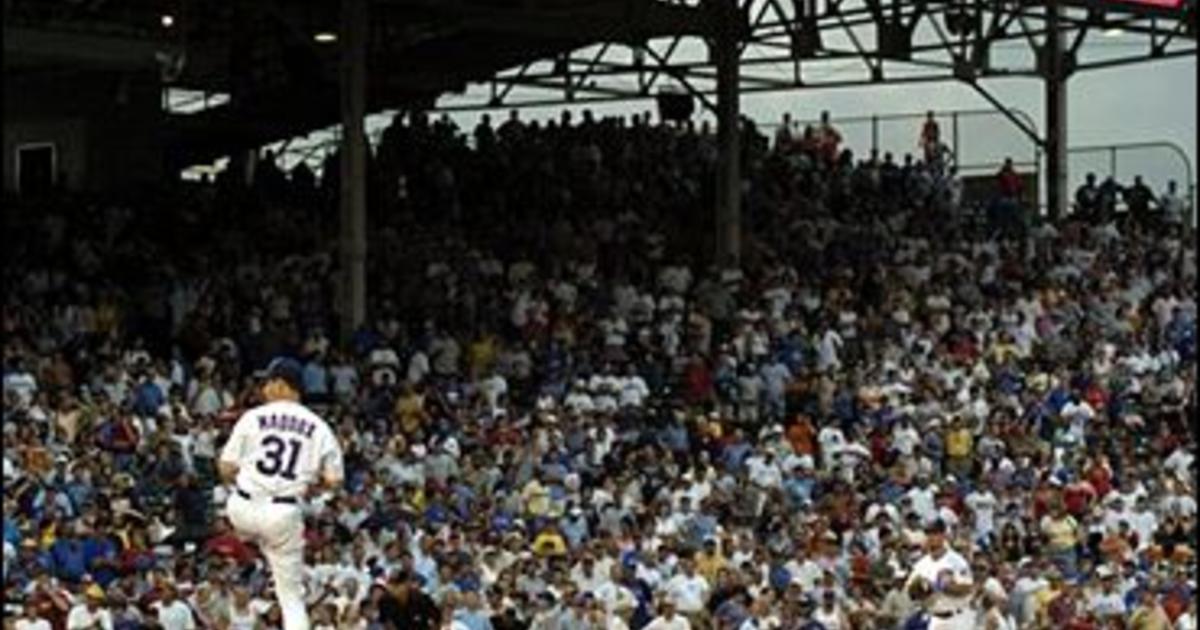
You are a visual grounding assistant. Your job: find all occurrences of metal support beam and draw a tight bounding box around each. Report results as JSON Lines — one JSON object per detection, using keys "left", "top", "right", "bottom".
{"left": 1044, "top": 0, "right": 1069, "bottom": 221}
{"left": 713, "top": 0, "right": 742, "bottom": 270}
{"left": 966, "top": 80, "right": 1044, "bottom": 147}
{"left": 338, "top": 0, "right": 368, "bottom": 344}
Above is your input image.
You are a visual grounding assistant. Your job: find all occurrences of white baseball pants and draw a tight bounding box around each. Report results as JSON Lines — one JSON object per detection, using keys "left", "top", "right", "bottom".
{"left": 227, "top": 492, "right": 309, "bottom": 630}
{"left": 928, "top": 610, "right": 976, "bottom": 630}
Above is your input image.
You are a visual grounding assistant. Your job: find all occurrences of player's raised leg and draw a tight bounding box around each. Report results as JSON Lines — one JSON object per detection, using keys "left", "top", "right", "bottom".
{"left": 257, "top": 504, "right": 309, "bottom": 630}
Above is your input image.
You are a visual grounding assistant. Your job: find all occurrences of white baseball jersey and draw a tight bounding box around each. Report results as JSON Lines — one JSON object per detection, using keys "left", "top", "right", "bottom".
{"left": 219, "top": 400, "right": 343, "bottom": 499}
{"left": 906, "top": 548, "right": 973, "bottom": 615}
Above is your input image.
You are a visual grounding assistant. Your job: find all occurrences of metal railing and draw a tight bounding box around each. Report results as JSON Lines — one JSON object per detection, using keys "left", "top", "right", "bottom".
{"left": 759, "top": 110, "right": 1195, "bottom": 228}
{"left": 759, "top": 107, "right": 1043, "bottom": 196}
{"left": 1067, "top": 141, "right": 1196, "bottom": 228}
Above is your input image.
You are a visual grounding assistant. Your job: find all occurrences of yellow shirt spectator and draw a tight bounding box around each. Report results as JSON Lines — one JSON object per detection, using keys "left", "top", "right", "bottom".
{"left": 1040, "top": 513, "right": 1078, "bottom": 551}
{"left": 521, "top": 479, "right": 551, "bottom": 517}
{"left": 394, "top": 389, "right": 427, "bottom": 435}
{"left": 989, "top": 341, "right": 1019, "bottom": 363}
{"left": 532, "top": 529, "right": 567, "bottom": 557}
{"left": 945, "top": 427, "right": 973, "bottom": 459}
{"left": 468, "top": 336, "right": 498, "bottom": 376}
{"left": 1032, "top": 585, "right": 1060, "bottom": 625}
{"left": 695, "top": 548, "right": 727, "bottom": 582}
{"left": 95, "top": 301, "right": 121, "bottom": 336}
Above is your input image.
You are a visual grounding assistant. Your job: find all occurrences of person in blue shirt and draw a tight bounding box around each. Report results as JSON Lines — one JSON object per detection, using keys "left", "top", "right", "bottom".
{"left": 9, "top": 539, "right": 54, "bottom": 584}
{"left": 2, "top": 506, "right": 20, "bottom": 547}
{"left": 50, "top": 524, "right": 89, "bottom": 583}
{"left": 62, "top": 472, "right": 96, "bottom": 515}
{"left": 302, "top": 353, "right": 330, "bottom": 402}
{"left": 658, "top": 421, "right": 690, "bottom": 454}
{"left": 449, "top": 590, "right": 494, "bottom": 630}
{"left": 721, "top": 431, "right": 752, "bottom": 471}
{"left": 82, "top": 530, "right": 121, "bottom": 587}
{"left": 785, "top": 467, "right": 816, "bottom": 509}
{"left": 131, "top": 370, "right": 165, "bottom": 417}
{"left": 559, "top": 506, "right": 590, "bottom": 548}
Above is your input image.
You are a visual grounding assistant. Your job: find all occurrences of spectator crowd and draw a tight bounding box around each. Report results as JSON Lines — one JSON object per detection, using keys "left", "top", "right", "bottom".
{"left": 2, "top": 108, "right": 1196, "bottom": 630}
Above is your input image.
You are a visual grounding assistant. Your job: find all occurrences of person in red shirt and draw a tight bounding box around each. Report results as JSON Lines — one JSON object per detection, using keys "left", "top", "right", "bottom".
{"left": 204, "top": 517, "right": 258, "bottom": 566}
{"left": 1083, "top": 382, "right": 1108, "bottom": 413}
{"left": 118, "top": 527, "right": 158, "bottom": 574}
{"left": 992, "top": 157, "right": 1026, "bottom": 236}
{"left": 1031, "top": 478, "right": 1058, "bottom": 521}
{"left": 25, "top": 569, "right": 73, "bottom": 630}
{"left": 683, "top": 354, "right": 714, "bottom": 406}
{"left": 1084, "top": 455, "right": 1113, "bottom": 499}
{"left": 1062, "top": 478, "right": 1097, "bottom": 517}
{"left": 786, "top": 414, "right": 817, "bottom": 457}
{"left": 818, "top": 111, "right": 842, "bottom": 165}
{"left": 997, "top": 158, "right": 1023, "bottom": 200}
{"left": 1046, "top": 579, "right": 1083, "bottom": 627}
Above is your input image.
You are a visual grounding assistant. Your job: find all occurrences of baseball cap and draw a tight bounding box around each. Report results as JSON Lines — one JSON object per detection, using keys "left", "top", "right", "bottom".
{"left": 261, "top": 357, "right": 304, "bottom": 392}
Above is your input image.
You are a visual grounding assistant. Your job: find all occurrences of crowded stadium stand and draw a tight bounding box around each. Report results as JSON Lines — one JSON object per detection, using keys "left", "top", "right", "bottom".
{"left": 3, "top": 1, "right": 1197, "bottom": 630}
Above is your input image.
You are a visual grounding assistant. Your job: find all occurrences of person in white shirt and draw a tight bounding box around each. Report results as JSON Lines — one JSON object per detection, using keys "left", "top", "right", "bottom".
{"left": 905, "top": 520, "right": 974, "bottom": 630}
{"left": 745, "top": 452, "right": 783, "bottom": 489}
{"left": 892, "top": 418, "right": 921, "bottom": 457}
{"left": 661, "top": 559, "right": 709, "bottom": 616}
{"left": 1159, "top": 180, "right": 1188, "bottom": 224}
{"left": 1176, "top": 596, "right": 1197, "bottom": 630}
{"left": 817, "top": 424, "right": 846, "bottom": 471}
{"left": 1129, "top": 496, "right": 1160, "bottom": 551}
{"left": 619, "top": 366, "right": 650, "bottom": 409}
{"left": 642, "top": 601, "right": 692, "bottom": 630}
{"left": 405, "top": 348, "right": 430, "bottom": 385}
{"left": 13, "top": 607, "right": 53, "bottom": 630}
{"left": 3, "top": 359, "right": 38, "bottom": 407}
{"left": 965, "top": 488, "right": 999, "bottom": 544}
{"left": 905, "top": 481, "right": 939, "bottom": 526}
{"left": 811, "top": 589, "right": 851, "bottom": 630}
{"left": 592, "top": 566, "right": 638, "bottom": 616}
{"left": 154, "top": 584, "right": 196, "bottom": 630}
{"left": 66, "top": 590, "right": 114, "bottom": 630}
{"left": 1089, "top": 566, "right": 1126, "bottom": 621}
{"left": 816, "top": 328, "right": 843, "bottom": 373}
{"left": 479, "top": 370, "right": 508, "bottom": 411}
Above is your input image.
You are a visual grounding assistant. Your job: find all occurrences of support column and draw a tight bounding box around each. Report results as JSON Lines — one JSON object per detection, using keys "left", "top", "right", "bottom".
{"left": 713, "top": 0, "right": 742, "bottom": 270}
{"left": 1044, "top": 0, "right": 1068, "bottom": 221}
{"left": 338, "top": 0, "right": 368, "bottom": 344}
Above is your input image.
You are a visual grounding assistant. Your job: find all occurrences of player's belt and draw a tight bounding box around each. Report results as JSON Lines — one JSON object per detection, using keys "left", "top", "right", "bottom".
{"left": 236, "top": 487, "right": 299, "bottom": 504}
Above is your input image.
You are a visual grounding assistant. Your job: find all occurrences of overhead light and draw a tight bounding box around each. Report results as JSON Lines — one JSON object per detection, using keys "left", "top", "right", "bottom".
{"left": 1104, "top": 27, "right": 1124, "bottom": 37}
{"left": 161, "top": 14, "right": 175, "bottom": 28}
{"left": 314, "top": 32, "right": 337, "bottom": 43}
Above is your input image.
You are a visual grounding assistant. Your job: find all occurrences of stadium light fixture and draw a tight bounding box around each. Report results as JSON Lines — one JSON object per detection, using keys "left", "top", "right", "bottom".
{"left": 1104, "top": 27, "right": 1124, "bottom": 36}
{"left": 314, "top": 32, "right": 338, "bottom": 43}
{"left": 161, "top": 14, "right": 175, "bottom": 28}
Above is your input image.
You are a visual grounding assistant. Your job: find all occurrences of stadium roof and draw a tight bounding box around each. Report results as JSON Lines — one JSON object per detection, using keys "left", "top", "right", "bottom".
{"left": 5, "top": 0, "right": 1194, "bottom": 168}
{"left": 5, "top": 0, "right": 714, "bottom": 165}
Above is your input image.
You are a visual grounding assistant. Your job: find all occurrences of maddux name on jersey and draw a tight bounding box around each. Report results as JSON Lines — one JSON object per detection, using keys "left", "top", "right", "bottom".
{"left": 257, "top": 414, "right": 317, "bottom": 438}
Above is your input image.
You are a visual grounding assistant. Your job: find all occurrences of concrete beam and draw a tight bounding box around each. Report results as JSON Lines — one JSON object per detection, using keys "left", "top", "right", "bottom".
{"left": 3, "top": 26, "right": 162, "bottom": 70}
{"left": 339, "top": 0, "right": 369, "bottom": 344}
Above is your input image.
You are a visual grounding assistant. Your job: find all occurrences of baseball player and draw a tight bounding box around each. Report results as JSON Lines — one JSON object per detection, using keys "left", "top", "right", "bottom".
{"left": 904, "top": 519, "right": 975, "bottom": 630}
{"left": 219, "top": 358, "right": 344, "bottom": 630}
